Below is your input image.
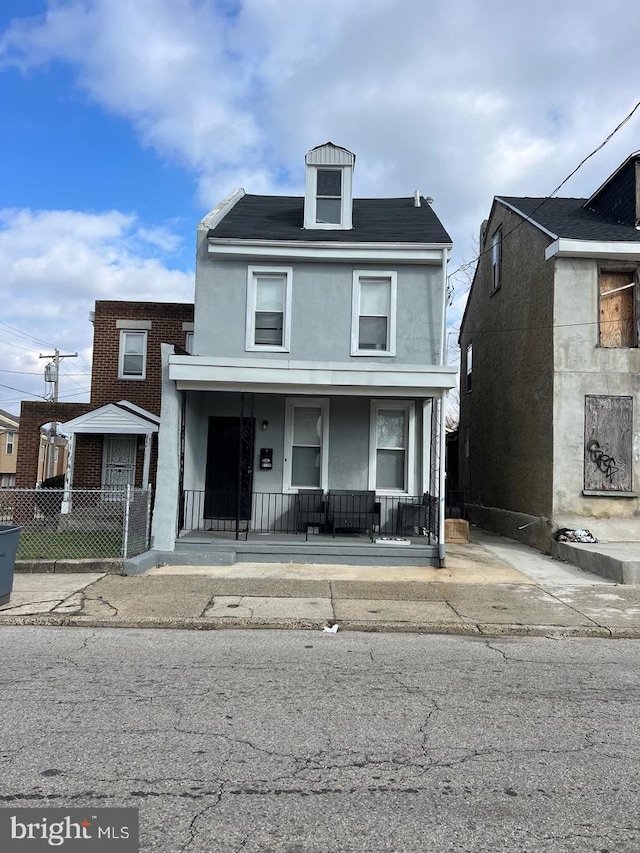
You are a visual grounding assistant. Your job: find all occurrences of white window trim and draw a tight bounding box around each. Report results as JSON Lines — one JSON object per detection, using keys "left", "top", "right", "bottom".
{"left": 6, "top": 431, "right": 15, "bottom": 455}
{"left": 185, "top": 331, "right": 194, "bottom": 354}
{"left": 368, "top": 400, "right": 415, "bottom": 495}
{"left": 245, "top": 265, "right": 293, "bottom": 353}
{"left": 283, "top": 397, "right": 330, "bottom": 493}
{"left": 351, "top": 270, "right": 397, "bottom": 356}
{"left": 466, "top": 343, "right": 472, "bottom": 392}
{"left": 118, "top": 330, "right": 148, "bottom": 380}
{"left": 304, "top": 166, "right": 353, "bottom": 230}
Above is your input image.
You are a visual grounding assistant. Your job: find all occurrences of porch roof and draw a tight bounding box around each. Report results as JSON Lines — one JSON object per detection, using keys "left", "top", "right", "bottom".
{"left": 168, "top": 355, "right": 457, "bottom": 396}
{"left": 61, "top": 401, "right": 160, "bottom": 435}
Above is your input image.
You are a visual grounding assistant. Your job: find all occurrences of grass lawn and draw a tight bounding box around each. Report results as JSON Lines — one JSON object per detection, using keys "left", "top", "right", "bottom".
{"left": 17, "top": 531, "right": 123, "bottom": 560}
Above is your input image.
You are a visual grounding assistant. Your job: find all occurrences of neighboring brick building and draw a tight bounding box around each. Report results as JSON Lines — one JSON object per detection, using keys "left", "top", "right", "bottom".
{"left": 16, "top": 301, "right": 194, "bottom": 491}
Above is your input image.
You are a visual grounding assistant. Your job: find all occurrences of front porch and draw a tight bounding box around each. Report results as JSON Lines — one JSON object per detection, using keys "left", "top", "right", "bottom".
{"left": 173, "top": 489, "right": 464, "bottom": 567}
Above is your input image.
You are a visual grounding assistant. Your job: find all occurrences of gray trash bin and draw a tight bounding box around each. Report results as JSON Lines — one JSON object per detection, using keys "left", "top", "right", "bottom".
{"left": 0, "top": 525, "right": 21, "bottom": 606}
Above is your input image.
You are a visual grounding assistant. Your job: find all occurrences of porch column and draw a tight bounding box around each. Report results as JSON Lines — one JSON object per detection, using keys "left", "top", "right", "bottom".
{"left": 422, "top": 399, "right": 432, "bottom": 494}
{"left": 61, "top": 432, "right": 76, "bottom": 514}
{"left": 142, "top": 433, "right": 152, "bottom": 489}
{"left": 438, "top": 389, "right": 447, "bottom": 566}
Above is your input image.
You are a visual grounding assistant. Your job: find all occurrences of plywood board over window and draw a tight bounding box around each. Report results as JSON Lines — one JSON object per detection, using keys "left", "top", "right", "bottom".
{"left": 599, "top": 271, "right": 636, "bottom": 347}
{"left": 584, "top": 395, "right": 633, "bottom": 493}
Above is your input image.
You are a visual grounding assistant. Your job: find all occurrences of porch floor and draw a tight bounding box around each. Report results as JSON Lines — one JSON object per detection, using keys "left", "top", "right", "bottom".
{"left": 172, "top": 529, "right": 440, "bottom": 567}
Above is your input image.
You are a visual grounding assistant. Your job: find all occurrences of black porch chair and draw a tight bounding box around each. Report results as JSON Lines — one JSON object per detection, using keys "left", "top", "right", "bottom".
{"left": 295, "top": 490, "right": 326, "bottom": 540}
{"left": 396, "top": 493, "right": 439, "bottom": 538}
{"left": 327, "top": 490, "right": 380, "bottom": 541}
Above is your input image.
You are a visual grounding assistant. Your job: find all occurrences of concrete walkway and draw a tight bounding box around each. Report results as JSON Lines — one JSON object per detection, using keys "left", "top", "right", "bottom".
{"left": 2, "top": 531, "right": 639, "bottom": 637}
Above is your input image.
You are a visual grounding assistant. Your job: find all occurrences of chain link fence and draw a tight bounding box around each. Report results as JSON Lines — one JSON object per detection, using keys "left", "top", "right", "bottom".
{"left": 0, "top": 487, "right": 152, "bottom": 560}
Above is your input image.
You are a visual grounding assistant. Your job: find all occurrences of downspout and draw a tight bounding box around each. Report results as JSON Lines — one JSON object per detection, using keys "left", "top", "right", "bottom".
{"left": 439, "top": 247, "right": 449, "bottom": 565}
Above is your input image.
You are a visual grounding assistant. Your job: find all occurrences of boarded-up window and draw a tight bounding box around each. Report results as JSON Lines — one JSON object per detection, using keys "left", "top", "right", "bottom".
{"left": 584, "top": 396, "right": 633, "bottom": 492}
{"left": 599, "top": 271, "right": 636, "bottom": 347}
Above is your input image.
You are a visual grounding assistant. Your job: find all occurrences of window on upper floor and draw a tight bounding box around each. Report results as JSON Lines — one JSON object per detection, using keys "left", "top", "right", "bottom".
{"left": 185, "top": 331, "right": 194, "bottom": 354}
{"left": 351, "top": 271, "right": 397, "bottom": 356}
{"left": 599, "top": 270, "right": 637, "bottom": 347}
{"left": 6, "top": 431, "right": 15, "bottom": 455}
{"left": 246, "top": 266, "right": 292, "bottom": 352}
{"left": 118, "top": 330, "right": 147, "bottom": 379}
{"left": 283, "top": 398, "right": 329, "bottom": 492}
{"left": 369, "top": 401, "right": 415, "bottom": 494}
{"left": 491, "top": 227, "right": 502, "bottom": 292}
{"left": 316, "top": 169, "right": 342, "bottom": 225}
{"left": 466, "top": 343, "right": 473, "bottom": 392}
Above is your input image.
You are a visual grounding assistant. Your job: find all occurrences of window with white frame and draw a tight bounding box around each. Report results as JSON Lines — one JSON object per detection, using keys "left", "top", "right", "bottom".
{"left": 369, "top": 401, "right": 415, "bottom": 493}
{"left": 246, "top": 266, "right": 292, "bottom": 352}
{"left": 185, "top": 331, "right": 194, "bottom": 354}
{"left": 491, "top": 227, "right": 502, "bottom": 292}
{"left": 6, "top": 431, "right": 15, "bottom": 455}
{"left": 284, "top": 398, "right": 329, "bottom": 492}
{"left": 466, "top": 343, "right": 473, "bottom": 392}
{"left": 351, "top": 271, "right": 397, "bottom": 356}
{"left": 118, "top": 330, "right": 147, "bottom": 379}
{"left": 316, "top": 169, "right": 342, "bottom": 225}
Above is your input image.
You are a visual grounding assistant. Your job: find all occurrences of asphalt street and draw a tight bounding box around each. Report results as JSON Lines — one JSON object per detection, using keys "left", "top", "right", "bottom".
{"left": 1, "top": 627, "right": 638, "bottom": 852}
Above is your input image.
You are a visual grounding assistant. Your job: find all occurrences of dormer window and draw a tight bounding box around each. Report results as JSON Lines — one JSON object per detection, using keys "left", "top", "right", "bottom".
{"left": 304, "top": 142, "right": 355, "bottom": 230}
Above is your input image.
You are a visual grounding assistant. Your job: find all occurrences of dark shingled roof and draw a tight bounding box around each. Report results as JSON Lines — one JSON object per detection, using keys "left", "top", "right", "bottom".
{"left": 209, "top": 194, "right": 452, "bottom": 244}
{"left": 499, "top": 196, "right": 640, "bottom": 242}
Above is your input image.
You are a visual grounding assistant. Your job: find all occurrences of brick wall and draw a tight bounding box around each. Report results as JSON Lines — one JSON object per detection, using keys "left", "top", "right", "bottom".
{"left": 16, "top": 402, "right": 92, "bottom": 488}
{"left": 91, "top": 301, "right": 194, "bottom": 414}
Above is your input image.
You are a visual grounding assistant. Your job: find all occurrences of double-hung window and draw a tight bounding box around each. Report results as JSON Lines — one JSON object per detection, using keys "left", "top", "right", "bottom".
{"left": 369, "top": 401, "right": 415, "bottom": 494}
{"left": 351, "top": 271, "right": 397, "bottom": 356}
{"left": 118, "top": 331, "right": 147, "bottom": 379}
{"left": 284, "top": 398, "right": 329, "bottom": 492}
{"left": 6, "top": 431, "right": 15, "bottom": 455}
{"left": 246, "top": 266, "right": 292, "bottom": 352}
{"left": 316, "top": 169, "right": 342, "bottom": 225}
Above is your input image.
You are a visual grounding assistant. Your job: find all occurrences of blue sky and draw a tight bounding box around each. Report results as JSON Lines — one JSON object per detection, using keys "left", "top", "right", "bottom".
{"left": 2, "top": 0, "right": 640, "bottom": 413}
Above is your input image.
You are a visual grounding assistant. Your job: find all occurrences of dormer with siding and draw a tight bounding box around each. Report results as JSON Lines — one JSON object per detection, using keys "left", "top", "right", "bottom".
{"left": 303, "top": 142, "right": 355, "bottom": 230}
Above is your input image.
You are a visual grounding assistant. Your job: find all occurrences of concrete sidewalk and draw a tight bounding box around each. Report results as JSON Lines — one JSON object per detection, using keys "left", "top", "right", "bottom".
{"left": 1, "top": 531, "right": 639, "bottom": 637}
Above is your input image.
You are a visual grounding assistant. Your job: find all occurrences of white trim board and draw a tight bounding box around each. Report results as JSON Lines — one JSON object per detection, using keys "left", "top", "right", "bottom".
{"left": 208, "top": 239, "right": 451, "bottom": 264}
{"left": 545, "top": 238, "right": 640, "bottom": 261}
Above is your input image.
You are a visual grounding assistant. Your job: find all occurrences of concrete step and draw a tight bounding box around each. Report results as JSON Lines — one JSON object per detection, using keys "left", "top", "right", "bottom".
{"left": 550, "top": 540, "right": 640, "bottom": 584}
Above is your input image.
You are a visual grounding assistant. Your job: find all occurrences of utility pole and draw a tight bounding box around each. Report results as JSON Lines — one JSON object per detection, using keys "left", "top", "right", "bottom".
{"left": 40, "top": 349, "right": 78, "bottom": 479}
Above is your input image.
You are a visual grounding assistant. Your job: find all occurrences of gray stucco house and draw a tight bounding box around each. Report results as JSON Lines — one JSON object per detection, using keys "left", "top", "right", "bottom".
{"left": 152, "top": 143, "right": 456, "bottom": 565}
{"left": 459, "top": 152, "right": 640, "bottom": 550}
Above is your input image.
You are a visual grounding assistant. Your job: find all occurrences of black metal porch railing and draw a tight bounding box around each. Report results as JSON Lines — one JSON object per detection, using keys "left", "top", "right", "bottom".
{"left": 181, "top": 490, "right": 450, "bottom": 542}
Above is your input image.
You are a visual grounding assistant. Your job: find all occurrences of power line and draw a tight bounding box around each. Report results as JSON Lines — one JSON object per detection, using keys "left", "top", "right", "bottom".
{"left": 0, "top": 381, "right": 47, "bottom": 399}
{"left": 448, "top": 98, "right": 640, "bottom": 281}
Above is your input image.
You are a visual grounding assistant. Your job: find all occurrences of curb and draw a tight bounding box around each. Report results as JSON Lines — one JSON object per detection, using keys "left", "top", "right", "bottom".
{"left": 15, "top": 559, "right": 123, "bottom": 575}
{"left": 0, "top": 614, "right": 636, "bottom": 638}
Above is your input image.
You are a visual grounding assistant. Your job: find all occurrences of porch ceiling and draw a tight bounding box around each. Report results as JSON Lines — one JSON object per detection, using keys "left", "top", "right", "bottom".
{"left": 169, "top": 355, "right": 457, "bottom": 396}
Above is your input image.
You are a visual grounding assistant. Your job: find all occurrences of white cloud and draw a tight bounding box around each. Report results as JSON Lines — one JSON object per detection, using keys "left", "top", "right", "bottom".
{"left": 3, "top": 0, "right": 640, "bottom": 213}
{"left": 0, "top": 207, "right": 193, "bottom": 412}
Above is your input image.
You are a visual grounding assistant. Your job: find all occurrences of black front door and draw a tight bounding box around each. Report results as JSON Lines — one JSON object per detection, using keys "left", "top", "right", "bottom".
{"left": 204, "top": 416, "right": 254, "bottom": 519}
